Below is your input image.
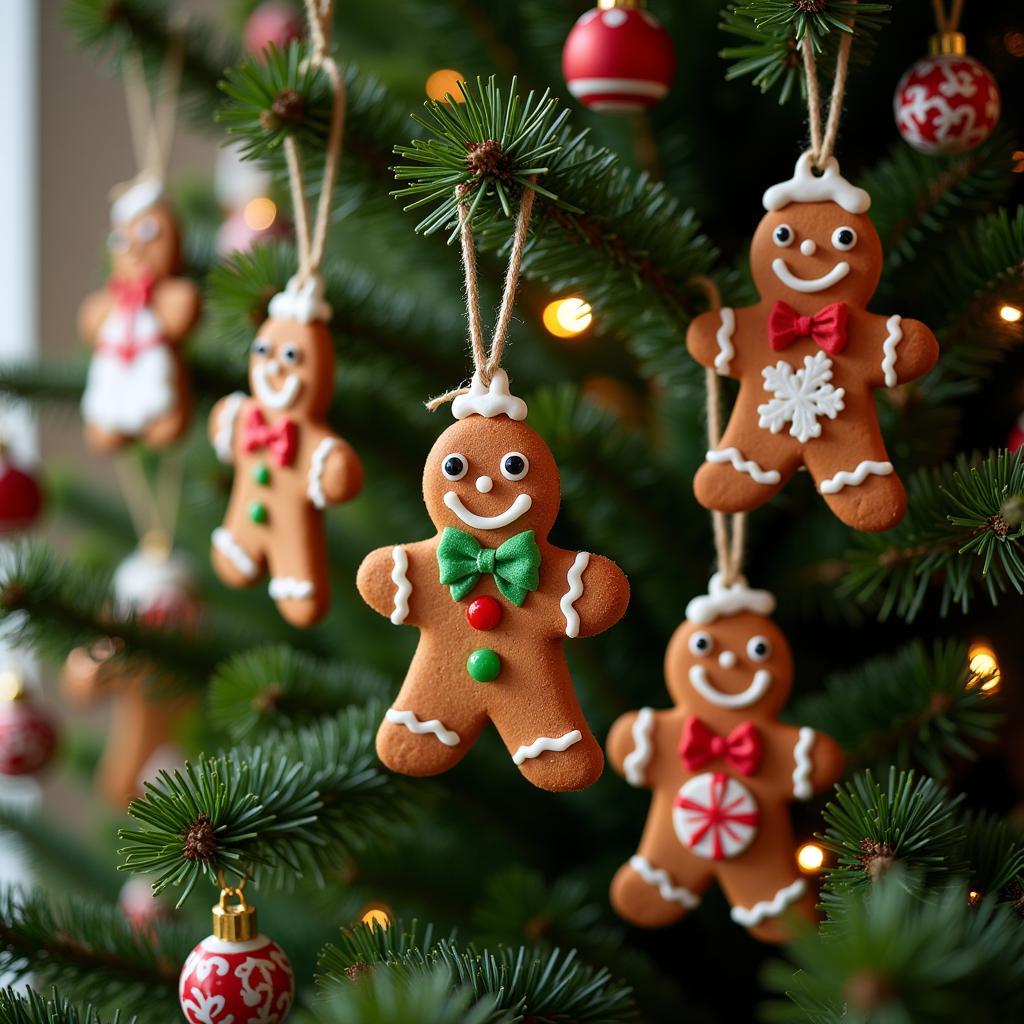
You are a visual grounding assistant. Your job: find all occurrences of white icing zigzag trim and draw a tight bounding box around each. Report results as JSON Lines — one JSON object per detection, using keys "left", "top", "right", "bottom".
{"left": 705, "top": 447, "right": 781, "bottom": 486}
{"left": 881, "top": 314, "right": 903, "bottom": 388}
{"left": 685, "top": 571, "right": 777, "bottom": 625}
{"left": 307, "top": 437, "right": 338, "bottom": 509}
{"left": 623, "top": 707, "right": 654, "bottom": 787}
{"left": 762, "top": 153, "right": 871, "bottom": 215}
{"left": 268, "top": 273, "right": 332, "bottom": 324}
{"left": 731, "top": 879, "right": 807, "bottom": 928}
{"left": 819, "top": 460, "right": 894, "bottom": 495}
{"left": 560, "top": 552, "right": 590, "bottom": 638}
{"left": 390, "top": 546, "right": 412, "bottom": 625}
{"left": 512, "top": 730, "right": 583, "bottom": 765}
{"left": 214, "top": 392, "right": 246, "bottom": 463}
{"left": 792, "top": 726, "right": 816, "bottom": 800}
{"left": 212, "top": 527, "right": 257, "bottom": 578}
{"left": 269, "top": 577, "right": 314, "bottom": 600}
{"left": 629, "top": 855, "right": 700, "bottom": 910}
{"left": 714, "top": 308, "right": 735, "bottom": 375}
{"left": 385, "top": 708, "right": 460, "bottom": 747}
{"left": 452, "top": 369, "right": 528, "bottom": 421}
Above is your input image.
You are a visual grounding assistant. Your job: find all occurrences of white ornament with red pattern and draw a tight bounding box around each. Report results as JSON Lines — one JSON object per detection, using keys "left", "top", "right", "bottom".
{"left": 179, "top": 885, "right": 294, "bottom": 1024}
{"left": 0, "top": 675, "right": 57, "bottom": 777}
{"left": 562, "top": 0, "right": 675, "bottom": 114}
{"left": 894, "top": 33, "right": 1000, "bottom": 155}
{"left": 113, "top": 535, "right": 199, "bottom": 628}
{"left": 672, "top": 771, "right": 760, "bottom": 861}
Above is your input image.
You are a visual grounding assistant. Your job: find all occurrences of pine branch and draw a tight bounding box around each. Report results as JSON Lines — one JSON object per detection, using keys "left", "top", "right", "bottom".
{"left": 0, "top": 886, "right": 184, "bottom": 1022}
{"left": 762, "top": 872, "right": 1024, "bottom": 1024}
{"left": 961, "top": 811, "right": 1024, "bottom": 902}
{"left": 0, "top": 987, "right": 132, "bottom": 1024}
{"left": 790, "top": 640, "right": 1000, "bottom": 778}
{"left": 118, "top": 706, "right": 420, "bottom": 904}
{"left": 317, "top": 919, "right": 637, "bottom": 1023}
{"left": 841, "top": 451, "right": 1024, "bottom": 622}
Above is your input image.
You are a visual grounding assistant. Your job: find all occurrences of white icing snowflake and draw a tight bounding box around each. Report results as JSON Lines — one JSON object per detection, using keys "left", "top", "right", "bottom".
{"left": 757, "top": 350, "right": 845, "bottom": 444}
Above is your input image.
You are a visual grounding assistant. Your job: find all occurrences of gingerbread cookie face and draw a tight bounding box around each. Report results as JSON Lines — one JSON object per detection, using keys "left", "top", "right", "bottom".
{"left": 606, "top": 574, "right": 844, "bottom": 942}
{"left": 249, "top": 317, "right": 335, "bottom": 422}
{"left": 108, "top": 202, "right": 181, "bottom": 283}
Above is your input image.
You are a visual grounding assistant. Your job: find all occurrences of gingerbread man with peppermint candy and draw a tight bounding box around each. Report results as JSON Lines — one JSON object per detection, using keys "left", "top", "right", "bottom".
{"left": 357, "top": 370, "right": 630, "bottom": 792}
{"left": 209, "top": 275, "right": 362, "bottom": 627}
{"left": 687, "top": 153, "right": 939, "bottom": 532}
{"left": 607, "top": 574, "right": 843, "bottom": 943}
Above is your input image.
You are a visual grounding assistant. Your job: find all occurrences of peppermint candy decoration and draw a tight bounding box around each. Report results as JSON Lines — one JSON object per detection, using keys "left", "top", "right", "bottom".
{"left": 179, "top": 935, "right": 294, "bottom": 1024}
{"left": 672, "top": 771, "right": 759, "bottom": 861}
{"left": 894, "top": 53, "right": 1000, "bottom": 155}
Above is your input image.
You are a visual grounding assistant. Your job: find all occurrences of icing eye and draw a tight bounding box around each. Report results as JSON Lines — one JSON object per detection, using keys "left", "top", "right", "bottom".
{"left": 135, "top": 216, "right": 160, "bottom": 243}
{"left": 251, "top": 338, "right": 272, "bottom": 358}
{"left": 500, "top": 452, "right": 529, "bottom": 481}
{"left": 688, "top": 631, "right": 714, "bottom": 657}
{"left": 746, "top": 636, "right": 772, "bottom": 662}
{"left": 280, "top": 344, "right": 301, "bottom": 366}
{"left": 442, "top": 453, "right": 468, "bottom": 481}
{"left": 831, "top": 226, "right": 857, "bottom": 251}
{"left": 773, "top": 224, "right": 794, "bottom": 248}
{"left": 108, "top": 230, "right": 130, "bottom": 253}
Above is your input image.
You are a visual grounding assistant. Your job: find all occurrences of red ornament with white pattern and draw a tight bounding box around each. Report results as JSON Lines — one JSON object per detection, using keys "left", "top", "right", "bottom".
{"left": 179, "top": 885, "right": 294, "bottom": 1024}
{"left": 0, "top": 452, "right": 43, "bottom": 533}
{"left": 0, "top": 676, "right": 57, "bottom": 777}
{"left": 894, "top": 33, "right": 1000, "bottom": 155}
{"left": 562, "top": 0, "right": 675, "bottom": 114}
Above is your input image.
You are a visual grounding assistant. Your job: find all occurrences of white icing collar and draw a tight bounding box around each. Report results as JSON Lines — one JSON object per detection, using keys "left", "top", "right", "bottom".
{"left": 267, "top": 274, "right": 332, "bottom": 325}
{"left": 110, "top": 176, "right": 164, "bottom": 226}
{"left": 762, "top": 153, "right": 871, "bottom": 215}
{"left": 685, "top": 572, "right": 776, "bottom": 624}
{"left": 452, "top": 369, "right": 528, "bottom": 421}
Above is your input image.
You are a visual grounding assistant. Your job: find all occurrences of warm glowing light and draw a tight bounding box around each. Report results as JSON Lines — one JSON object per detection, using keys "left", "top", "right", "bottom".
{"left": 796, "top": 842, "right": 825, "bottom": 873}
{"left": 426, "top": 69, "right": 466, "bottom": 103}
{"left": 968, "top": 888, "right": 982, "bottom": 906}
{"left": 0, "top": 671, "right": 19, "bottom": 702}
{"left": 243, "top": 197, "right": 277, "bottom": 232}
{"left": 999, "top": 304, "right": 1023, "bottom": 324}
{"left": 968, "top": 642, "right": 1001, "bottom": 694}
{"left": 360, "top": 905, "right": 391, "bottom": 930}
{"left": 543, "top": 297, "right": 593, "bottom": 338}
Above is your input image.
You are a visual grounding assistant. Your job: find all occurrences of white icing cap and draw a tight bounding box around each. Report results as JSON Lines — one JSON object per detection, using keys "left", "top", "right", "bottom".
{"left": 762, "top": 153, "right": 871, "bottom": 215}
{"left": 267, "top": 274, "right": 333, "bottom": 325}
{"left": 685, "top": 572, "right": 776, "bottom": 625}
{"left": 113, "top": 546, "right": 196, "bottom": 617}
{"left": 452, "top": 369, "right": 528, "bottom": 421}
{"left": 110, "top": 175, "right": 165, "bottom": 226}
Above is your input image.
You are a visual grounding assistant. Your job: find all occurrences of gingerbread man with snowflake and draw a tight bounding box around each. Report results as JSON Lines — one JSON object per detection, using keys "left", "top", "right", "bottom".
{"left": 687, "top": 153, "right": 939, "bottom": 532}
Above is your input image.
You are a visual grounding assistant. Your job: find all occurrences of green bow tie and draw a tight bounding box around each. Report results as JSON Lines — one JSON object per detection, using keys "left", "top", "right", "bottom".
{"left": 437, "top": 527, "right": 541, "bottom": 606}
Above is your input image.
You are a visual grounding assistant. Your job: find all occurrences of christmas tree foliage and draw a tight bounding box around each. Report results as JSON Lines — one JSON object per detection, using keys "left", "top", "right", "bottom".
{"left": 1, "top": 0, "right": 1022, "bottom": 1021}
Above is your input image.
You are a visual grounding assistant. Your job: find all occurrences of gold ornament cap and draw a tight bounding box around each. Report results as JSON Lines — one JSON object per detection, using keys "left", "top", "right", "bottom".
{"left": 598, "top": 0, "right": 643, "bottom": 8}
{"left": 212, "top": 885, "right": 257, "bottom": 942}
{"left": 929, "top": 32, "right": 967, "bottom": 56}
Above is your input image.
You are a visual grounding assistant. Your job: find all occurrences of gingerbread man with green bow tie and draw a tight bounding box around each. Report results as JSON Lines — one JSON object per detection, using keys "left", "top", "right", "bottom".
{"left": 357, "top": 370, "right": 630, "bottom": 792}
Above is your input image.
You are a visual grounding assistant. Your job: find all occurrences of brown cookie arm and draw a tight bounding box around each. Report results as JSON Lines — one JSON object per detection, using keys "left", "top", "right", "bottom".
{"left": 784, "top": 723, "right": 844, "bottom": 800}
{"left": 78, "top": 290, "right": 114, "bottom": 343}
{"left": 151, "top": 278, "right": 201, "bottom": 342}
{"left": 559, "top": 553, "right": 629, "bottom": 639}
{"left": 686, "top": 306, "right": 746, "bottom": 379}
{"left": 686, "top": 309, "right": 725, "bottom": 370}
{"left": 311, "top": 437, "right": 363, "bottom": 506}
{"left": 208, "top": 394, "right": 249, "bottom": 465}
{"left": 607, "top": 710, "right": 646, "bottom": 781}
{"left": 357, "top": 542, "right": 426, "bottom": 626}
{"left": 871, "top": 314, "right": 939, "bottom": 388}
{"left": 807, "top": 729, "right": 844, "bottom": 794}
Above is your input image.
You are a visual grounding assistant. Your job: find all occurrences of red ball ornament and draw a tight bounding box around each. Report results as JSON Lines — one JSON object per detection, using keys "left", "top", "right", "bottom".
{"left": 0, "top": 687, "right": 57, "bottom": 776}
{"left": 894, "top": 35, "right": 1000, "bottom": 155}
{"left": 0, "top": 457, "right": 43, "bottom": 533}
{"left": 562, "top": 2, "right": 675, "bottom": 114}
{"left": 180, "top": 888, "right": 294, "bottom": 1024}
{"left": 1009, "top": 413, "right": 1024, "bottom": 454}
{"left": 244, "top": 2, "right": 304, "bottom": 57}
{"left": 466, "top": 595, "right": 502, "bottom": 630}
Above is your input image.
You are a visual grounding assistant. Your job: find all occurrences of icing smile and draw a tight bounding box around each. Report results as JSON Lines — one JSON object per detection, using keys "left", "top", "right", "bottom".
{"left": 771, "top": 258, "right": 850, "bottom": 294}
{"left": 444, "top": 491, "right": 532, "bottom": 530}
{"left": 253, "top": 361, "right": 302, "bottom": 410}
{"left": 689, "top": 664, "right": 772, "bottom": 708}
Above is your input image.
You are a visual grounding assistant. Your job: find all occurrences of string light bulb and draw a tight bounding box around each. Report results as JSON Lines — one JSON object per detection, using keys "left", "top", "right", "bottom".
{"left": 243, "top": 197, "right": 277, "bottom": 232}
{"left": 968, "top": 888, "right": 982, "bottom": 906}
{"left": 968, "top": 641, "right": 1001, "bottom": 694}
{"left": 542, "top": 297, "right": 593, "bottom": 338}
{"left": 999, "top": 304, "right": 1022, "bottom": 323}
{"left": 360, "top": 904, "right": 391, "bottom": 930}
{"left": 425, "top": 69, "right": 466, "bottom": 103}
{"left": 796, "top": 842, "right": 825, "bottom": 873}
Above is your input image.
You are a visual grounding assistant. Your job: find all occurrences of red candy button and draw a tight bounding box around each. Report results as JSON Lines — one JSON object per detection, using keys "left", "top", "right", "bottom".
{"left": 466, "top": 596, "right": 502, "bottom": 630}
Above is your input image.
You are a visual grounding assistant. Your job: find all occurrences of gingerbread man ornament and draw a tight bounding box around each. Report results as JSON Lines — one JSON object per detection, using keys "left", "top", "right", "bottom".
{"left": 209, "top": 275, "right": 362, "bottom": 627}
{"left": 78, "top": 177, "right": 200, "bottom": 452}
{"left": 357, "top": 370, "right": 630, "bottom": 791}
{"left": 607, "top": 574, "right": 843, "bottom": 942}
{"left": 687, "top": 154, "right": 939, "bottom": 532}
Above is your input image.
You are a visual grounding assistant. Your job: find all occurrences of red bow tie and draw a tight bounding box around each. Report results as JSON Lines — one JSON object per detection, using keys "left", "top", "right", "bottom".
{"left": 768, "top": 300, "right": 848, "bottom": 355}
{"left": 679, "top": 716, "right": 762, "bottom": 776}
{"left": 109, "top": 273, "right": 157, "bottom": 311}
{"left": 242, "top": 407, "right": 298, "bottom": 467}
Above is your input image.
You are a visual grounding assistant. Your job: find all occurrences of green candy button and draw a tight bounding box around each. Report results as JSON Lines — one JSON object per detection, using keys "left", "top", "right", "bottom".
{"left": 252, "top": 463, "right": 271, "bottom": 486}
{"left": 467, "top": 647, "right": 501, "bottom": 683}
{"left": 249, "top": 501, "right": 268, "bottom": 525}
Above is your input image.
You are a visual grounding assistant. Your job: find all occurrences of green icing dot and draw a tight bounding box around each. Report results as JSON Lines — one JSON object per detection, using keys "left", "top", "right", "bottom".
{"left": 249, "top": 501, "right": 268, "bottom": 525}
{"left": 252, "top": 463, "right": 271, "bottom": 486}
{"left": 467, "top": 647, "right": 501, "bottom": 683}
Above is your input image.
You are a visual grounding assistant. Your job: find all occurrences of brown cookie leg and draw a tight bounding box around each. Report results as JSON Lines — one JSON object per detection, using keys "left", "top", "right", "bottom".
{"left": 85, "top": 422, "right": 128, "bottom": 454}
{"left": 211, "top": 522, "right": 265, "bottom": 589}
{"left": 694, "top": 423, "right": 799, "bottom": 514}
{"left": 141, "top": 399, "right": 190, "bottom": 448}
{"left": 266, "top": 529, "right": 329, "bottom": 628}
{"left": 804, "top": 439, "right": 906, "bottom": 532}
{"left": 717, "top": 856, "right": 817, "bottom": 944}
